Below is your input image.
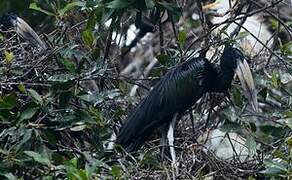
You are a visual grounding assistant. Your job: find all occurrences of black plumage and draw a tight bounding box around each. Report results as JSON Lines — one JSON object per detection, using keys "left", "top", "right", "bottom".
{"left": 117, "top": 47, "right": 251, "bottom": 152}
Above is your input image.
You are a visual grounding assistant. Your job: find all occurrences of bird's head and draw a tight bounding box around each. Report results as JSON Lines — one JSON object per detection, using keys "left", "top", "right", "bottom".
{"left": 221, "top": 46, "right": 244, "bottom": 70}
{"left": 0, "top": 13, "right": 17, "bottom": 28}
{"left": 221, "top": 46, "right": 259, "bottom": 112}
{"left": 0, "top": 13, "right": 46, "bottom": 49}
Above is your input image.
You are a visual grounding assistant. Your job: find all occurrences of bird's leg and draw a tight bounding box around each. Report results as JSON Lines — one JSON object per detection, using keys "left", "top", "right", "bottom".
{"left": 189, "top": 109, "right": 195, "bottom": 133}
{"left": 204, "top": 94, "right": 215, "bottom": 130}
{"left": 167, "top": 113, "right": 178, "bottom": 176}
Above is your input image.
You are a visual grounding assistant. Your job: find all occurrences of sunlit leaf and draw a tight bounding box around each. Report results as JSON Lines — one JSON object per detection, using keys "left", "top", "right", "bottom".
{"left": 27, "top": 89, "right": 43, "bottom": 105}
{"left": 107, "top": 0, "right": 132, "bottom": 9}
{"left": 58, "top": 1, "right": 85, "bottom": 17}
{"left": 20, "top": 107, "right": 38, "bottom": 121}
{"left": 29, "top": 3, "right": 55, "bottom": 16}
{"left": 4, "top": 51, "right": 14, "bottom": 63}
{"left": 111, "top": 165, "right": 121, "bottom": 178}
{"left": 48, "top": 74, "right": 75, "bottom": 82}
{"left": 18, "top": 84, "right": 26, "bottom": 93}
{"left": 82, "top": 29, "right": 94, "bottom": 47}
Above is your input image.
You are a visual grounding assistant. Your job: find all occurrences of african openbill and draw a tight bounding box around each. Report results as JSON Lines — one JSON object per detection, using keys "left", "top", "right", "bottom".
{"left": 116, "top": 46, "right": 258, "bottom": 154}
{"left": 0, "top": 13, "right": 46, "bottom": 49}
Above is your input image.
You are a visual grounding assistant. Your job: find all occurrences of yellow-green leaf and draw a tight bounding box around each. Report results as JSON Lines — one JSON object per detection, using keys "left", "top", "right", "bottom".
{"left": 4, "top": 51, "right": 14, "bottom": 63}
{"left": 178, "top": 30, "right": 187, "bottom": 45}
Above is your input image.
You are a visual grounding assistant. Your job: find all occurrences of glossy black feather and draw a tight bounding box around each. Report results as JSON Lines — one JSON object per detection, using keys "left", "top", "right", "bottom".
{"left": 117, "top": 57, "right": 215, "bottom": 151}
{"left": 116, "top": 47, "right": 243, "bottom": 152}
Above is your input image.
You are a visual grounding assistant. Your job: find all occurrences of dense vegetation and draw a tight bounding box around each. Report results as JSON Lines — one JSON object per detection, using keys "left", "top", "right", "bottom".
{"left": 0, "top": 0, "right": 291, "bottom": 179}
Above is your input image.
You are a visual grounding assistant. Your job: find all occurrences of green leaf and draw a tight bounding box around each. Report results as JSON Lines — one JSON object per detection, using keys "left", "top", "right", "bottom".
{"left": 281, "top": 42, "right": 292, "bottom": 55}
{"left": 61, "top": 59, "right": 76, "bottom": 73}
{"left": 245, "top": 135, "right": 257, "bottom": 156}
{"left": 283, "top": 111, "right": 292, "bottom": 118}
{"left": 58, "top": 2, "right": 85, "bottom": 17}
{"left": 15, "top": 129, "right": 32, "bottom": 151}
{"left": 284, "top": 118, "right": 292, "bottom": 129}
{"left": 220, "top": 119, "right": 241, "bottom": 133}
{"left": 20, "top": 107, "right": 38, "bottom": 121}
{"left": 271, "top": 70, "right": 280, "bottom": 88}
{"left": 111, "top": 165, "right": 121, "bottom": 178}
{"left": 156, "top": 53, "right": 170, "bottom": 66}
{"left": 178, "top": 30, "right": 187, "bottom": 45}
{"left": 260, "top": 125, "right": 285, "bottom": 137}
{"left": 140, "top": 152, "right": 160, "bottom": 169}
{"left": 18, "top": 84, "right": 26, "bottom": 93}
{"left": 27, "top": 89, "right": 43, "bottom": 105}
{"left": 286, "top": 136, "right": 292, "bottom": 146}
{"left": 272, "top": 150, "right": 286, "bottom": 161}
{"left": 107, "top": 0, "right": 132, "bottom": 9}
{"left": 79, "top": 89, "right": 120, "bottom": 105}
{"left": 0, "top": 94, "right": 17, "bottom": 110}
{"left": 48, "top": 74, "right": 75, "bottom": 82}
{"left": 235, "top": 31, "right": 250, "bottom": 40}
{"left": 261, "top": 159, "right": 288, "bottom": 175}
{"left": 232, "top": 87, "right": 243, "bottom": 107}
{"left": 4, "top": 51, "right": 14, "bottom": 63}
{"left": 29, "top": 3, "right": 55, "bottom": 16}
{"left": 94, "top": 6, "right": 104, "bottom": 23}
{"left": 82, "top": 29, "right": 94, "bottom": 47}
{"left": 24, "top": 151, "right": 51, "bottom": 165}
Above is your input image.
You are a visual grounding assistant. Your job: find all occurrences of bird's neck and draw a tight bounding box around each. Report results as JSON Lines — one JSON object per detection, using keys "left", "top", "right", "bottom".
{"left": 208, "top": 66, "right": 235, "bottom": 93}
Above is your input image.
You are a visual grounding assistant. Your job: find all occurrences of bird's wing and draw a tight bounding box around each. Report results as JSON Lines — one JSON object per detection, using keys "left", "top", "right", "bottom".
{"left": 117, "top": 57, "right": 210, "bottom": 151}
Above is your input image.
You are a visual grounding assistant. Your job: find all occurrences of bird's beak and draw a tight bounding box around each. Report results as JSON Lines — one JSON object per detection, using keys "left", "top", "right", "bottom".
{"left": 235, "top": 59, "right": 258, "bottom": 112}
{"left": 15, "top": 17, "right": 47, "bottom": 49}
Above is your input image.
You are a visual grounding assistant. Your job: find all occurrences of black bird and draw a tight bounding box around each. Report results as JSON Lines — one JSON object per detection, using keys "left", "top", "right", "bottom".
{"left": 0, "top": 13, "right": 46, "bottom": 49}
{"left": 116, "top": 46, "right": 258, "bottom": 152}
